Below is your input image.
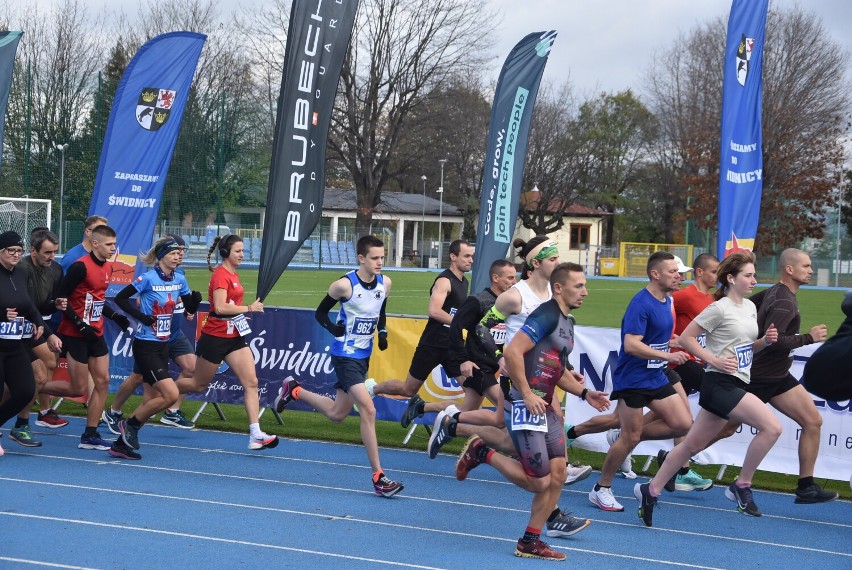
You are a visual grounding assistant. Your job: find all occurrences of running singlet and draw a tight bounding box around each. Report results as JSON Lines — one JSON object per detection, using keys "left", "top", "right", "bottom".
{"left": 131, "top": 269, "right": 191, "bottom": 342}
{"left": 504, "top": 279, "right": 551, "bottom": 348}
{"left": 202, "top": 265, "right": 245, "bottom": 339}
{"left": 418, "top": 269, "right": 468, "bottom": 347}
{"left": 672, "top": 284, "right": 712, "bottom": 362}
{"left": 613, "top": 288, "right": 674, "bottom": 391}
{"left": 57, "top": 252, "right": 113, "bottom": 338}
{"left": 509, "top": 299, "right": 575, "bottom": 405}
{"left": 331, "top": 271, "right": 386, "bottom": 360}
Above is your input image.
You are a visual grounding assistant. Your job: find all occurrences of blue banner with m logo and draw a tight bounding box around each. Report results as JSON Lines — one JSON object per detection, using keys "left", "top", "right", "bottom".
{"left": 717, "top": 0, "right": 768, "bottom": 257}
{"left": 88, "top": 32, "right": 206, "bottom": 293}
{"left": 469, "top": 32, "right": 556, "bottom": 293}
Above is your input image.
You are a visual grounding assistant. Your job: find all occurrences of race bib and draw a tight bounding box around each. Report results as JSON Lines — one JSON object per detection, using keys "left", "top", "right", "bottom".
{"left": 696, "top": 332, "right": 707, "bottom": 349}
{"left": 23, "top": 320, "right": 35, "bottom": 339}
{"left": 490, "top": 323, "right": 507, "bottom": 346}
{"left": 351, "top": 317, "right": 378, "bottom": 336}
{"left": 647, "top": 341, "right": 669, "bottom": 369}
{"left": 444, "top": 307, "right": 458, "bottom": 327}
{"left": 231, "top": 313, "right": 252, "bottom": 337}
{"left": 91, "top": 300, "right": 104, "bottom": 322}
{"left": 0, "top": 317, "right": 25, "bottom": 340}
{"left": 510, "top": 400, "right": 547, "bottom": 432}
{"left": 735, "top": 343, "right": 753, "bottom": 371}
{"left": 155, "top": 314, "right": 171, "bottom": 339}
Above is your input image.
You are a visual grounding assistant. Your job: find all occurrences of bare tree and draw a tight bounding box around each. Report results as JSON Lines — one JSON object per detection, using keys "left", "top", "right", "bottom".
{"left": 329, "top": 0, "right": 492, "bottom": 235}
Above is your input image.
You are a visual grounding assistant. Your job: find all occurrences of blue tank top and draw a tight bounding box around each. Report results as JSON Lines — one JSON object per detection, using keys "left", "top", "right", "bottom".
{"left": 330, "top": 271, "right": 386, "bottom": 360}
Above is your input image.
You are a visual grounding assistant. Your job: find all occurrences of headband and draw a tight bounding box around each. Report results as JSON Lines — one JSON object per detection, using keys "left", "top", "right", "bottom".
{"left": 526, "top": 240, "right": 558, "bottom": 268}
{"left": 155, "top": 239, "right": 182, "bottom": 260}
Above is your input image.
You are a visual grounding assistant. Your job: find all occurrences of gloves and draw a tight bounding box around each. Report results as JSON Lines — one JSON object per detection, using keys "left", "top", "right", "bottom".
{"left": 72, "top": 315, "right": 98, "bottom": 340}
{"left": 111, "top": 313, "right": 131, "bottom": 330}
{"left": 329, "top": 322, "right": 346, "bottom": 337}
{"left": 378, "top": 329, "right": 388, "bottom": 351}
{"left": 139, "top": 314, "right": 156, "bottom": 326}
{"left": 185, "top": 291, "right": 203, "bottom": 314}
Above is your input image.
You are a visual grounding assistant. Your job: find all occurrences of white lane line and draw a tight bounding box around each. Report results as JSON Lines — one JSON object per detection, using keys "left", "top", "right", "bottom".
{"left": 0, "top": 557, "right": 98, "bottom": 570}
{"left": 0, "top": 512, "right": 443, "bottom": 570}
{"left": 0, "top": 479, "right": 717, "bottom": 569}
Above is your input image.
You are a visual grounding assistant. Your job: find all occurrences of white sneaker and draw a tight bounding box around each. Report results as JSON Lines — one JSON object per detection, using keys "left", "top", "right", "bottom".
{"left": 691, "top": 450, "right": 711, "bottom": 465}
{"left": 588, "top": 485, "right": 624, "bottom": 511}
{"left": 444, "top": 404, "right": 460, "bottom": 416}
{"left": 565, "top": 463, "right": 593, "bottom": 486}
{"left": 606, "top": 428, "right": 636, "bottom": 477}
{"left": 364, "top": 378, "right": 377, "bottom": 398}
{"left": 248, "top": 432, "right": 279, "bottom": 450}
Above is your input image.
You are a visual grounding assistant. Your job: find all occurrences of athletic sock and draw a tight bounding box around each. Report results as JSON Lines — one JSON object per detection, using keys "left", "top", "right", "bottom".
{"left": 249, "top": 423, "right": 263, "bottom": 438}
{"left": 292, "top": 386, "right": 303, "bottom": 400}
{"left": 167, "top": 408, "right": 179, "bottom": 413}
{"left": 414, "top": 399, "right": 425, "bottom": 416}
{"left": 734, "top": 479, "right": 751, "bottom": 489}
{"left": 40, "top": 409, "right": 50, "bottom": 415}
{"left": 15, "top": 418, "right": 27, "bottom": 429}
{"left": 479, "top": 446, "right": 493, "bottom": 464}
{"left": 128, "top": 416, "right": 143, "bottom": 428}
{"left": 798, "top": 476, "right": 814, "bottom": 490}
{"left": 521, "top": 527, "right": 541, "bottom": 543}
{"left": 83, "top": 426, "right": 98, "bottom": 437}
{"left": 594, "top": 483, "right": 611, "bottom": 491}
{"left": 450, "top": 411, "right": 461, "bottom": 422}
{"left": 372, "top": 470, "right": 384, "bottom": 483}
{"left": 566, "top": 426, "right": 578, "bottom": 440}
{"left": 447, "top": 420, "right": 458, "bottom": 437}
{"left": 110, "top": 407, "right": 121, "bottom": 415}
{"left": 677, "top": 466, "right": 690, "bottom": 476}
{"left": 547, "top": 508, "right": 561, "bottom": 523}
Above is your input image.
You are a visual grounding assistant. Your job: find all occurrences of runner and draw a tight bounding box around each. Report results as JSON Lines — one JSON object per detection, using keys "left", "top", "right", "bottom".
{"left": 454, "top": 263, "right": 609, "bottom": 561}
{"left": 802, "top": 290, "right": 852, "bottom": 402}
{"left": 175, "top": 234, "right": 278, "bottom": 450}
{"left": 636, "top": 252, "right": 780, "bottom": 526}
{"left": 107, "top": 236, "right": 201, "bottom": 460}
{"left": 275, "top": 235, "right": 402, "bottom": 497}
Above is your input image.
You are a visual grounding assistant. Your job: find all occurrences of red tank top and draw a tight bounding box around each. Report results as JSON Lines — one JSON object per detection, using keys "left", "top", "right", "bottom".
{"left": 58, "top": 254, "right": 113, "bottom": 338}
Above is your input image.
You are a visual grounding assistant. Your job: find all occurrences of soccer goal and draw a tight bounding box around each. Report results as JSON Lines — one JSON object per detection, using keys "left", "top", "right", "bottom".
{"left": 0, "top": 196, "right": 52, "bottom": 247}
{"left": 618, "top": 242, "right": 694, "bottom": 278}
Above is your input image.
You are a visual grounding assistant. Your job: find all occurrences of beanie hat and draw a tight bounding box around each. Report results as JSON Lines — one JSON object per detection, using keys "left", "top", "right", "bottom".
{"left": 0, "top": 230, "right": 24, "bottom": 249}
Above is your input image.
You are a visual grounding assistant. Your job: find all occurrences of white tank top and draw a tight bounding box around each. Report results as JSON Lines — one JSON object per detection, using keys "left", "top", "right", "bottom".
{"left": 504, "top": 279, "right": 552, "bottom": 347}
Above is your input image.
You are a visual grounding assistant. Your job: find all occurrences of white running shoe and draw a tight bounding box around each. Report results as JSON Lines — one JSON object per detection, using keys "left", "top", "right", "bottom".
{"left": 690, "top": 450, "right": 712, "bottom": 465}
{"left": 248, "top": 432, "right": 279, "bottom": 450}
{"left": 588, "top": 485, "right": 624, "bottom": 511}
{"left": 605, "top": 428, "right": 636, "bottom": 478}
{"left": 364, "top": 378, "right": 377, "bottom": 398}
{"left": 565, "top": 463, "right": 593, "bottom": 486}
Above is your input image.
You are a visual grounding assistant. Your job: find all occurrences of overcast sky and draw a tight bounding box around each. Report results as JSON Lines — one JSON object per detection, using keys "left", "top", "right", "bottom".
{"left": 27, "top": 0, "right": 852, "bottom": 98}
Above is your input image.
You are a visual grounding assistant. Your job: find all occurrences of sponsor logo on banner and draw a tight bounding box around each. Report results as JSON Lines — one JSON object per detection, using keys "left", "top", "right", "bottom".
{"left": 735, "top": 34, "right": 754, "bottom": 86}
{"left": 136, "top": 87, "right": 175, "bottom": 131}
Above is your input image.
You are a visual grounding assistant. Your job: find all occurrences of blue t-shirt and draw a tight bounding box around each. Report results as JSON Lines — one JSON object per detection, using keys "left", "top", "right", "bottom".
{"left": 60, "top": 243, "right": 88, "bottom": 272}
{"left": 613, "top": 288, "right": 673, "bottom": 391}
{"left": 131, "top": 268, "right": 191, "bottom": 342}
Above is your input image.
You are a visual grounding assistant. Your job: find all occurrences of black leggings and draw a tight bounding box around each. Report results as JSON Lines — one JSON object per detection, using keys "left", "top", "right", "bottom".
{"left": 0, "top": 348, "right": 36, "bottom": 427}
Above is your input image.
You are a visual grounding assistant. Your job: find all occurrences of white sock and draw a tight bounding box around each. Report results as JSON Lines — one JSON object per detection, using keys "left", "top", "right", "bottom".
{"left": 249, "top": 423, "right": 263, "bottom": 438}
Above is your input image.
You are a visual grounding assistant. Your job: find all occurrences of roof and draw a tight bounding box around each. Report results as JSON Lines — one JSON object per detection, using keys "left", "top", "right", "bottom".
{"left": 519, "top": 192, "right": 609, "bottom": 217}
{"left": 322, "top": 188, "right": 461, "bottom": 216}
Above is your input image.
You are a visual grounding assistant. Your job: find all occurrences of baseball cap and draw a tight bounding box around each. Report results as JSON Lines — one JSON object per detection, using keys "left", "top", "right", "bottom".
{"left": 673, "top": 255, "right": 692, "bottom": 273}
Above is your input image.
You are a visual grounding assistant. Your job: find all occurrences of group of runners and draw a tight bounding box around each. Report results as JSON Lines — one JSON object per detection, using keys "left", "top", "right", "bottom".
{"left": 0, "top": 224, "right": 849, "bottom": 562}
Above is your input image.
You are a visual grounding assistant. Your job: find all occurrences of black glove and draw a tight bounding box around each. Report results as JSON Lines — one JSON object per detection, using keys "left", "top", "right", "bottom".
{"left": 139, "top": 314, "right": 156, "bottom": 326}
{"left": 378, "top": 329, "right": 388, "bottom": 351}
{"left": 185, "top": 291, "right": 203, "bottom": 314}
{"left": 111, "top": 313, "right": 131, "bottom": 330}
{"left": 72, "top": 315, "right": 98, "bottom": 340}
{"left": 329, "top": 322, "right": 345, "bottom": 337}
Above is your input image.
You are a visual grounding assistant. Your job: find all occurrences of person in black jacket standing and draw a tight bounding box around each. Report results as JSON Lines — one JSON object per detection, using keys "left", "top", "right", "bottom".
{"left": 0, "top": 231, "right": 46, "bottom": 457}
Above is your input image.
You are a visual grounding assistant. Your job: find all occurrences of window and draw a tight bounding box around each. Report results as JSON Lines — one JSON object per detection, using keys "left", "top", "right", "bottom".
{"left": 570, "top": 224, "right": 591, "bottom": 250}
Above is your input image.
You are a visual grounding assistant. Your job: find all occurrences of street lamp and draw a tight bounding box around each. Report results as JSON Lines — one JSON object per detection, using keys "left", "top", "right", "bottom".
{"left": 438, "top": 159, "right": 446, "bottom": 265}
{"left": 57, "top": 143, "right": 69, "bottom": 252}
{"left": 420, "top": 175, "right": 427, "bottom": 265}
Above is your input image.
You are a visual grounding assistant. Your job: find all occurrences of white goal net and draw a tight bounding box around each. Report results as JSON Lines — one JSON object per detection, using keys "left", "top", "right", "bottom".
{"left": 0, "top": 196, "right": 52, "bottom": 247}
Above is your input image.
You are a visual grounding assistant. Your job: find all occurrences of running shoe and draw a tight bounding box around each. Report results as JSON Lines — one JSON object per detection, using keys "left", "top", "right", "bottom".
{"left": 690, "top": 450, "right": 711, "bottom": 465}
{"left": 564, "top": 462, "right": 593, "bottom": 486}
{"left": 655, "top": 449, "right": 677, "bottom": 492}
{"left": 373, "top": 474, "right": 404, "bottom": 497}
{"left": 606, "top": 428, "right": 636, "bottom": 478}
{"left": 794, "top": 483, "right": 838, "bottom": 504}
{"left": 676, "top": 469, "right": 714, "bottom": 492}
{"left": 634, "top": 482, "right": 657, "bottom": 527}
{"left": 274, "top": 377, "right": 300, "bottom": 413}
{"left": 364, "top": 378, "right": 377, "bottom": 397}
{"left": 108, "top": 440, "right": 141, "bottom": 460}
{"left": 588, "top": 485, "right": 624, "bottom": 511}
{"left": 35, "top": 409, "right": 68, "bottom": 429}
{"left": 456, "top": 435, "right": 485, "bottom": 481}
{"left": 101, "top": 408, "right": 123, "bottom": 435}
{"left": 9, "top": 425, "right": 42, "bottom": 448}
{"left": 564, "top": 424, "right": 576, "bottom": 449}
{"left": 546, "top": 511, "right": 590, "bottom": 538}
{"left": 160, "top": 409, "right": 195, "bottom": 429}
{"left": 79, "top": 432, "right": 112, "bottom": 451}
{"left": 514, "top": 538, "right": 566, "bottom": 561}
{"left": 400, "top": 394, "right": 424, "bottom": 428}
{"left": 427, "top": 410, "right": 455, "bottom": 459}
{"left": 118, "top": 419, "right": 140, "bottom": 450}
{"left": 725, "top": 481, "right": 761, "bottom": 516}
{"left": 248, "top": 433, "right": 279, "bottom": 450}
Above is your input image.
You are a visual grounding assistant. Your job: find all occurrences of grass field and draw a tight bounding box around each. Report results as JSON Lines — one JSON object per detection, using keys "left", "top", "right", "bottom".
{"left": 183, "top": 267, "right": 849, "bottom": 332}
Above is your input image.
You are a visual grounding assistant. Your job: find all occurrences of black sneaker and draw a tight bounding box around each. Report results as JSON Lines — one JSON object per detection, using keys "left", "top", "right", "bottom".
{"left": 545, "top": 511, "right": 590, "bottom": 537}
{"left": 108, "top": 440, "right": 141, "bottom": 460}
{"left": 274, "top": 377, "right": 300, "bottom": 413}
{"left": 400, "top": 394, "right": 424, "bottom": 428}
{"left": 373, "top": 474, "right": 404, "bottom": 498}
{"left": 118, "top": 419, "right": 140, "bottom": 450}
{"left": 656, "top": 450, "right": 677, "bottom": 492}
{"left": 427, "top": 411, "right": 455, "bottom": 459}
{"left": 794, "top": 483, "right": 839, "bottom": 504}
{"left": 634, "top": 483, "right": 657, "bottom": 527}
{"left": 725, "top": 481, "right": 761, "bottom": 516}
